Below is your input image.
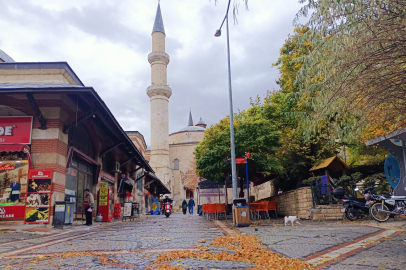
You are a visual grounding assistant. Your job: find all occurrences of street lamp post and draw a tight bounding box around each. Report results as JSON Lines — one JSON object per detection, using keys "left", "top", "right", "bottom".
{"left": 215, "top": 0, "right": 238, "bottom": 201}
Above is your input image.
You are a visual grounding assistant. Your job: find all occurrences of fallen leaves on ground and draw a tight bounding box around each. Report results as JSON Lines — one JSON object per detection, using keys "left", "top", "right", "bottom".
{"left": 150, "top": 234, "right": 310, "bottom": 270}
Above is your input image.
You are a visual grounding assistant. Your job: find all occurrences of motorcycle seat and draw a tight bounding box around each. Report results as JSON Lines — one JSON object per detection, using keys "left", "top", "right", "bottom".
{"left": 348, "top": 197, "right": 366, "bottom": 203}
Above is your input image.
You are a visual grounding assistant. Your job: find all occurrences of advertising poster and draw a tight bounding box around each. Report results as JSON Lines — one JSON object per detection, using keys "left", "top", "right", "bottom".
{"left": 24, "top": 169, "right": 53, "bottom": 224}
{"left": 99, "top": 183, "right": 108, "bottom": 206}
{"left": 24, "top": 207, "right": 49, "bottom": 223}
{"left": 0, "top": 160, "right": 29, "bottom": 220}
{"left": 123, "top": 202, "right": 132, "bottom": 217}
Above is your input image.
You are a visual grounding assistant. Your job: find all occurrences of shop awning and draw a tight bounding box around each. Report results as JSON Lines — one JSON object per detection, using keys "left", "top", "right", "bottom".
{"left": 144, "top": 173, "right": 170, "bottom": 196}
{"left": 66, "top": 147, "right": 101, "bottom": 184}
{"left": 0, "top": 144, "right": 32, "bottom": 169}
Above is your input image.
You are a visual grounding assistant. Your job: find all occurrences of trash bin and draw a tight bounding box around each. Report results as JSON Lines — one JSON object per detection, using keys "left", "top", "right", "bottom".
{"left": 233, "top": 198, "right": 247, "bottom": 207}
{"left": 233, "top": 206, "right": 250, "bottom": 227}
{"left": 53, "top": 201, "right": 74, "bottom": 228}
{"left": 232, "top": 198, "right": 250, "bottom": 227}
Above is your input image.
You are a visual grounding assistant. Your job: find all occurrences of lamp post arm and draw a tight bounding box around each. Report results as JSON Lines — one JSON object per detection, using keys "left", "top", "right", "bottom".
{"left": 218, "top": 0, "right": 232, "bottom": 31}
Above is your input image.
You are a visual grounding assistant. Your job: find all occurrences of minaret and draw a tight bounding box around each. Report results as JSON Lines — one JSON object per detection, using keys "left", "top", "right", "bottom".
{"left": 147, "top": 2, "right": 172, "bottom": 184}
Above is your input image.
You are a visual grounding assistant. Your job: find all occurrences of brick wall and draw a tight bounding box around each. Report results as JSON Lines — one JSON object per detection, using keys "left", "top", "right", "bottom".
{"left": 270, "top": 187, "right": 313, "bottom": 219}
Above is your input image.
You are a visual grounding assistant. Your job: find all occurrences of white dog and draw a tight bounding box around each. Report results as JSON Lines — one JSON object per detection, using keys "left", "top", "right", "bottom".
{"left": 284, "top": 216, "right": 301, "bottom": 226}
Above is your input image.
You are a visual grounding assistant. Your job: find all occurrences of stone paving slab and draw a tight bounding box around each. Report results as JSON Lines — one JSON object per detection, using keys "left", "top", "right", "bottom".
{"left": 168, "top": 258, "right": 254, "bottom": 269}
{"left": 0, "top": 231, "right": 46, "bottom": 244}
{"left": 237, "top": 223, "right": 381, "bottom": 259}
{"left": 324, "top": 234, "right": 406, "bottom": 270}
{"left": 0, "top": 230, "right": 91, "bottom": 254}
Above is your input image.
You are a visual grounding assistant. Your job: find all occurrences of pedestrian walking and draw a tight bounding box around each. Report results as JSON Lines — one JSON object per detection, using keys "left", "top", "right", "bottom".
{"left": 188, "top": 197, "right": 195, "bottom": 214}
{"left": 182, "top": 199, "right": 188, "bottom": 215}
{"left": 83, "top": 189, "right": 94, "bottom": 226}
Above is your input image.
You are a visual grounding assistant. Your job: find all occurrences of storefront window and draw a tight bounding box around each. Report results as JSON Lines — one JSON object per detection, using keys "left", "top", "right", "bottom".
{"left": 65, "top": 157, "right": 93, "bottom": 220}
{"left": 0, "top": 152, "right": 29, "bottom": 208}
{"left": 136, "top": 171, "right": 143, "bottom": 193}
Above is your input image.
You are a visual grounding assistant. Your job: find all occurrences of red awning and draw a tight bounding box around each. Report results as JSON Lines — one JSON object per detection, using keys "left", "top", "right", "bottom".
{"left": 66, "top": 147, "right": 101, "bottom": 184}
{"left": 0, "top": 144, "right": 32, "bottom": 169}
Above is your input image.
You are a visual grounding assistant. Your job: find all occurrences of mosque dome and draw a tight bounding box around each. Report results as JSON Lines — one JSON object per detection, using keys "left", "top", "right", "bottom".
{"left": 170, "top": 111, "right": 206, "bottom": 135}
{"left": 196, "top": 117, "right": 207, "bottom": 128}
{"left": 177, "top": 125, "right": 206, "bottom": 132}
{"left": 0, "top": 49, "right": 15, "bottom": 63}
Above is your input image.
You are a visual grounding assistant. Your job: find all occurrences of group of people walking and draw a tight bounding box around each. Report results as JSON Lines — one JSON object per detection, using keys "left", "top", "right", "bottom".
{"left": 182, "top": 197, "right": 195, "bottom": 215}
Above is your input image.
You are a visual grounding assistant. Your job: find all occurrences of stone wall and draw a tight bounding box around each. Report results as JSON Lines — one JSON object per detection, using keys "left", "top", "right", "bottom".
{"left": 269, "top": 186, "right": 345, "bottom": 220}
{"left": 270, "top": 187, "right": 313, "bottom": 219}
{"left": 308, "top": 205, "right": 344, "bottom": 220}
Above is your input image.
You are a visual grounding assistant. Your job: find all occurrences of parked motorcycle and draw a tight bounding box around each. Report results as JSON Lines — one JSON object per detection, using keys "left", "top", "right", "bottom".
{"left": 332, "top": 186, "right": 377, "bottom": 221}
{"left": 164, "top": 202, "right": 172, "bottom": 218}
{"left": 369, "top": 193, "right": 406, "bottom": 222}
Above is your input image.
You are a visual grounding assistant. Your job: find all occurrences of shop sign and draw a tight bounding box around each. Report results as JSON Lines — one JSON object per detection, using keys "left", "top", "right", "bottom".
{"left": 0, "top": 163, "right": 17, "bottom": 171}
{"left": 0, "top": 205, "right": 25, "bottom": 219}
{"left": 235, "top": 158, "right": 246, "bottom": 164}
{"left": 0, "top": 116, "right": 33, "bottom": 144}
{"left": 29, "top": 170, "right": 53, "bottom": 179}
{"left": 99, "top": 182, "right": 108, "bottom": 206}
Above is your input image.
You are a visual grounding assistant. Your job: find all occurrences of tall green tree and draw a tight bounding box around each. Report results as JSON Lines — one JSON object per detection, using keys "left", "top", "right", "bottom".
{"left": 296, "top": 0, "right": 406, "bottom": 143}
{"left": 195, "top": 106, "right": 281, "bottom": 183}
{"left": 263, "top": 27, "right": 337, "bottom": 191}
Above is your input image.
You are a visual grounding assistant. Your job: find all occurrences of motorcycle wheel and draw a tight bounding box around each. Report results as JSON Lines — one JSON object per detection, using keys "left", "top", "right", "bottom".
{"left": 345, "top": 208, "right": 358, "bottom": 221}
{"left": 165, "top": 213, "right": 170, "bottom": 218}
{"left": 370, "top": 203, "right": 390, "bottom": 222}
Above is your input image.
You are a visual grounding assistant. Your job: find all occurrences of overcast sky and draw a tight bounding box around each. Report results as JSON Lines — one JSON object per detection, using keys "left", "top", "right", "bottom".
{"left": 0, "top": 0, "right": 305, "bottom": 146}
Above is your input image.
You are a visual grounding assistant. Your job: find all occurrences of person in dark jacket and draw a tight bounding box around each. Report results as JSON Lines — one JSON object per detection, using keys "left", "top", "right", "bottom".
{"left": 182, "top": 200, "right": 188, "bottom": 215}
{"left": 188, "top": 197, "right": 195, "bottom": 214}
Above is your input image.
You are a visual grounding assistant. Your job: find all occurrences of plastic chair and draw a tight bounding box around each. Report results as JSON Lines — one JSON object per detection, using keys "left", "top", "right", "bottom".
{"left": 216, "top": 203, "right": 227, "bottom": 220}
{"left": 249, "top": 202, "right": 261, "bottom": 220}
{"left": 268, "top": 201, "right": 277, "bottom": 217}
{"left": 202, "top": 204, "right": 207, "bottom": 217}
{"left": 257, "top": 201, "right": 270, "bottom": 219}
{"left": 206, "top": 204, "right": 217, "bottom": 220}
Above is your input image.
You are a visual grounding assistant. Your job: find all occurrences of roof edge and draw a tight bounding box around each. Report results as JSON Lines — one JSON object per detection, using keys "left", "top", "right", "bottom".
{"left": 0, "top": 62, "right": 84, "bottom": 86}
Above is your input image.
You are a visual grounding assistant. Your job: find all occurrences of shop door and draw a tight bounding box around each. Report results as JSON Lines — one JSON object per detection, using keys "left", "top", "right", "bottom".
{"left": 75, "top": 172, "right": 93, "bottom": 220}
{"left": 65, "top": 157, "right": 94, "bottom": 221}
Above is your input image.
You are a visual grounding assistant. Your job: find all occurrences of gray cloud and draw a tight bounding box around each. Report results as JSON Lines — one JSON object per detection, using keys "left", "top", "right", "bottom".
{"left": 0, "top": 0, "right": 304, "bottom": 145}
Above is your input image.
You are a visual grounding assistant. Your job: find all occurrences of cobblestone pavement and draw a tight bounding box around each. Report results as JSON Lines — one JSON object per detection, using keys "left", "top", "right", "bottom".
{"left": 2, "top": 214, "right": 404, "bottom": 269}
{"left": 0, "top": 230, "right": 46, "bottom": 244}
{"left": 237, "top": 221, "right": 382, "bottom": 259}
{"left": 1, "top": 212, "right": 257, "bottom": 270}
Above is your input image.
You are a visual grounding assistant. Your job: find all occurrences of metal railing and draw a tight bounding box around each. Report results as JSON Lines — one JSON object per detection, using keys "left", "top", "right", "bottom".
{"left": 311, "top": 185, "right": 340, "bottom": 205}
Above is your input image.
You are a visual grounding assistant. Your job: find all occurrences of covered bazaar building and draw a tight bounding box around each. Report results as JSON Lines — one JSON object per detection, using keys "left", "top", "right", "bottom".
{"left": 0, "top": 51, "right": 169, "bottom": 223}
